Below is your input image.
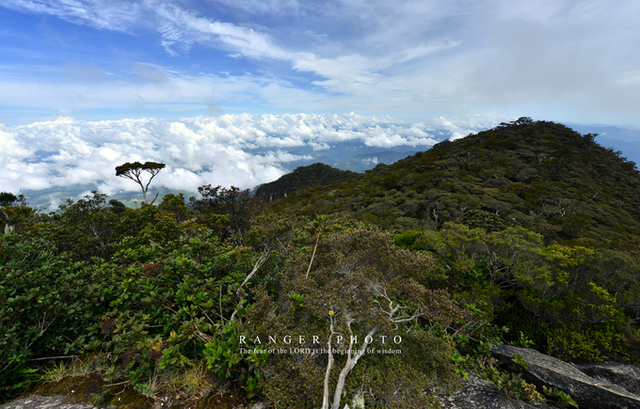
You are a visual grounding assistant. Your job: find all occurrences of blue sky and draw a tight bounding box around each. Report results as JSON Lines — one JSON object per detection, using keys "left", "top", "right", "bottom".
{"left": 1, "top": 0, "right": 640, "bottom": 200}
{"left": 2, "top": 0, "right": 639, "bottom": 125}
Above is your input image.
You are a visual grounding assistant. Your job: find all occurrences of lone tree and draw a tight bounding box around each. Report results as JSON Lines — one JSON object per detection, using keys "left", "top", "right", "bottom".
{"left": 115, "top": 161, "right": 166, "bottom": 204}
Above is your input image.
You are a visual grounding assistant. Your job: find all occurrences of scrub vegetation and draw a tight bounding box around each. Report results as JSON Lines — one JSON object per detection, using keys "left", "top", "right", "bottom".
{"left": 1, "top": 119, "right": 640, "bottom": 408}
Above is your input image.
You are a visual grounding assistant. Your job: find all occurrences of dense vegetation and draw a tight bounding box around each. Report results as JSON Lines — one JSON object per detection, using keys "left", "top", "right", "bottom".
{"left": 1, "top": 119, "right": 639, "bottom": 408}
{"left": 271, "top": 118, "right": 640, "bottom": 249}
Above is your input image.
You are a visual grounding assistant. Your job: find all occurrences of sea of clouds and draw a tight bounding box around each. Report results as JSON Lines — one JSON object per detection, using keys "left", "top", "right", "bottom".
{"left": 0, "top": 113, "right": 509, "bottom": 205}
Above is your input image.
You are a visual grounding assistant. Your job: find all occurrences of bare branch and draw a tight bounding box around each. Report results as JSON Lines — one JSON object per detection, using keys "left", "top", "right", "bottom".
{"left": 321, "top": 312, "right": 337, "bottom": 409}
{"left": 238, "top": 249, "right": 270, "bottom": 291}
{"left": 305, "top": 231, "right": 321, "bottom": 278}
{"left": 229, "top": 249, "right": 270, "bottom": 322}
{"left": 370, "top": 283, "right": 424, "bottom": 326}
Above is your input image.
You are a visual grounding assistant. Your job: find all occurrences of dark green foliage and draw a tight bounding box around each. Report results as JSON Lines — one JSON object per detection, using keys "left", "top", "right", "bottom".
{"left": 393, "top": 230, "right": 424, "bottom": 250}
{"left": 0, "top": 193, "right": 30, "bottom": 234}
{"left": 460, "top": 209, "right": 506, "bottom": 232}
{"left": 0, "top": 197, "right": 271, "bottom": 402}
{"left": 114, "top": 161, "right": 166, "bottom": 176}
{"left": 52, "top": 191, "right": 120, "bottom": 260}
{"left": 0, "top": 192, "right": 18, "bottom": 207}
{"left": 244, "top": 227, "right": 464, "bottom": 408}
{"left": 158, "top": 193, "right": 189, "bottom": 221}
{"left": 408, "top": 223, "right": 640, "bottom": 363}
{"left": 255, "top": 163, "right": 358, "bottom": 201}
{"left": 189, "top": 185, "right": 262, "bottom": 238}
{"left": 108, "top": 199, "right": 126, "bottom": 213}
{"left": 3, "top": 119, "right": 640, "bottom": 407}
{"left": 0, "top": 234, "right": 93, "bottom": 400}
{"left": 269, "top": 120, "right": 640, "bottom": 248}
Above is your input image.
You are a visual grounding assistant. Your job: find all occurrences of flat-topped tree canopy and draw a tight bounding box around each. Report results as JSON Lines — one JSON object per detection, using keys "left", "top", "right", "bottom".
{"left": 115, "top": 161, "right": 166, "bottom": 204}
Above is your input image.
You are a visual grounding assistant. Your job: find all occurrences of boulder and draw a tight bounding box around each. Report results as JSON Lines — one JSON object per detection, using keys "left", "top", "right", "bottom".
{"left": 440, "top": 373, "right": 555, "bottom": 409}
{"left": 492, "top": 344, "right": 640, "bottom": 409}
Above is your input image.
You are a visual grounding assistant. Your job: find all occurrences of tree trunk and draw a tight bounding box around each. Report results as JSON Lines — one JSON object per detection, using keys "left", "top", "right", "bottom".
{"left": 331, "top": 323, "right": 381, "bottom": 409}
{"left": 1, "top": 208, "right": 13, "bottom": 234}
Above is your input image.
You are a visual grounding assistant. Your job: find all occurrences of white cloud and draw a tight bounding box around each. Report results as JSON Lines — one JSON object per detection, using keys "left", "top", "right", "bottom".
{"left": 0, "top": 0, "right": 143, "bottom": 33}
{"left": 397, "top": 40, "right": 461, "bottom": 64}
{"left": 0, "top": 70, "right": 319, "bottom": 115}
{"left": 1, "top": 0, "right": 295, "bottom": 61}
{"left": 152, "top": 2, "right": 295, "bottom": 61}
{"left": 433, "top": 113, "right": 515, "bottom": 140}
{"left": 0, "top": 125, "right": 32, "bottom": 159}
{"left": 208, "top": 0, "right": 302, "bottom": 16}
{"left": 0, "top": 113, "right": 440, "bottom": 197}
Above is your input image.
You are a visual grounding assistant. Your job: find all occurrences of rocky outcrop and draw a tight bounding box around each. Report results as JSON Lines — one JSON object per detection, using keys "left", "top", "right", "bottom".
{"left": 492, "top": 345, "right": 640, "bottom": 409}
{"left": 0, "top": 395, "right": 99, "bottom": 409}
{"left": 440, "top": 374, "right": 555, "bottom": 409}
{"left": 0, "top": 394, "right": 268, "bottom": 409}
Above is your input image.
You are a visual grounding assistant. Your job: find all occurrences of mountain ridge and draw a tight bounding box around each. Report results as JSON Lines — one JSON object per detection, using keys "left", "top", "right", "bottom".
{"left": 267, "top": 118, "right": 640, "bottom": 249}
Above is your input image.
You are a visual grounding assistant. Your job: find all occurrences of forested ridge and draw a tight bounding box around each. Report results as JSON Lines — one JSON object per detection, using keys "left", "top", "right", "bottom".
{"left": 1, "top": 119, "right": 640, "bottom": 409}
{"left": 270, "top": 118, "right": 640, "bottom": 249}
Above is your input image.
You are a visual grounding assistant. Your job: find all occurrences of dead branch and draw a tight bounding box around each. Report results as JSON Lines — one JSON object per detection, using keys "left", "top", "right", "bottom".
{"left": 305, "top": 231, "right": 321, "bottom": 278}
{"left": 229, "top": 249, "right": 270, "bottom": 321}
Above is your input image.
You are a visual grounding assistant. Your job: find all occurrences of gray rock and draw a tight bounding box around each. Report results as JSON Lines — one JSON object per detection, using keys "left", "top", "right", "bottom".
{"left": 493, "top": 344, "right": 640, "bottom": 409}
{"left": 576, "top": 362, "right": 640, "bottom": 396}
{"left": 0, "top": 395, "right": 267, "bottom": 409}
{"left": 440, "top": 374, "right": 555, "bottom": 409}
{"left": 0, "top": 396, "right": 103, "bottom": 409}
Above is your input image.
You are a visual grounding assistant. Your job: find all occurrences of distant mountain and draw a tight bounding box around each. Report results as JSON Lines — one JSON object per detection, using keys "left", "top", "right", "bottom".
{"left": 255, "top": 163, "right": 358, "bottom": 201}
{"left": 281, "top": 150, "right": 420, "bottom": 173}
{"left": 270, "top": 140, "right": 424, "bottom": 173}
{"left": 568, "top": 124, "right": 640, "bottom": 166}
{"left": 268, "top": 118, "right": 640, "bottom": 249}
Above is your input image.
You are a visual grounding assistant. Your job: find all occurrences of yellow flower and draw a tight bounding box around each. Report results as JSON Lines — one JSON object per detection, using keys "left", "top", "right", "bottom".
{"left": 328, "top": 310, "right": 334, "bottom": 315}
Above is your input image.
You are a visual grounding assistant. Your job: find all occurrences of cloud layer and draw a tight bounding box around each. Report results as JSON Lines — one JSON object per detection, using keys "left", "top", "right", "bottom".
{"left": 0, "top": 113, "right": 449, "bottom": 199}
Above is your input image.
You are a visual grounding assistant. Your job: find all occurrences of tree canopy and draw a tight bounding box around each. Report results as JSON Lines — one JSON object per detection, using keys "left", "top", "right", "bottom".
{"left": 0, "top": 192, "right": 18, "bottom": 208}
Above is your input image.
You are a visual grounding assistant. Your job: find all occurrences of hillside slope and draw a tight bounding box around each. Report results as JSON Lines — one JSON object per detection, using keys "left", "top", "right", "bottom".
{"left": 269, "top": 118, "right": 640, "bottom": 248}
{"left": 255, "top": 162, "right": 358, "bottom": 201}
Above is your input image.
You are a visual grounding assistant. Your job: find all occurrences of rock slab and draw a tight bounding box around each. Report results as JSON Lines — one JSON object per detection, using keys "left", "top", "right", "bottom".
{"left": 493, "top": 345, "right": 640, "bottom": 409}
{"left": 440, "top": 373, "right": 555, "bottom": 409}
{"left": 0, "top": 396, "right": 101, "bottom": 409}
